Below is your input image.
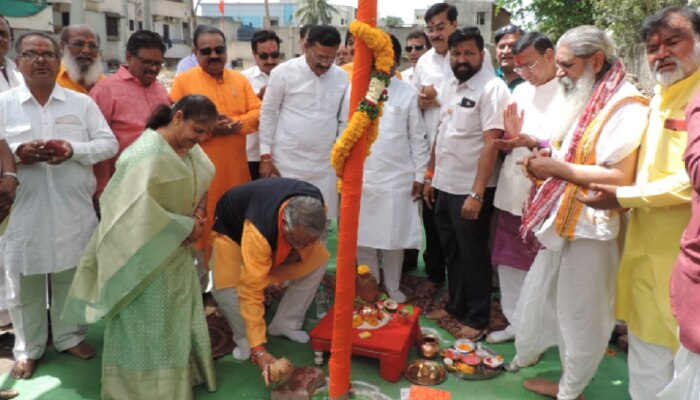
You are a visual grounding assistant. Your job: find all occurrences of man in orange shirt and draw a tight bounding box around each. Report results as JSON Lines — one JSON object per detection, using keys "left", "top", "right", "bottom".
{"left": 57, "top": 25, "right": 104, "bottom": 93}
{"left": 170, "top": 25, "right": 261, "bottom": 288}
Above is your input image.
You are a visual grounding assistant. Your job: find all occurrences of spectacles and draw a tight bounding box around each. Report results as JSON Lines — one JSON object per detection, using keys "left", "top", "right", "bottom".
{"left": 514, "top": 60, "right": 539, "bottom": 74}
{"left": 198, "top": 46, "right": 226, "bottom": 56}
{"left": 67, "top": 41, "right": 99, "bottom": 52}
{"left": 405, "top": 45, "right": 425, "bottom": 52}
{"left": 20, "top": 51, "right": 58, "bottom": 62}
{"left": 309, "top": 51, "right": 335, "bottom": 65}
{"left": 257, "top": 51, "right": 280, "bottom": 60}
{"left": 495, "top": 24, "right": 523, "bottom": 42}
{"left": 135, "top": 55, "right": 166, "bottom": 69}
{"left": 425, "top": 22, "right": 447, "bottom": 35}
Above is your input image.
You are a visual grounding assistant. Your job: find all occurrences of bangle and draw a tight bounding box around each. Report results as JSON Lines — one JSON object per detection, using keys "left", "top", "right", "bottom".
{"left": 260, "top": 153, "right": 272, "bottom": 161}
{"left": 3, "top": 172, "right": 18, "bottom": 182}
{"left": 250, "top": 346, "right": 266, "bottom": 364}
{"left": 468, "top": 191, "right": 483, "bottom": 203}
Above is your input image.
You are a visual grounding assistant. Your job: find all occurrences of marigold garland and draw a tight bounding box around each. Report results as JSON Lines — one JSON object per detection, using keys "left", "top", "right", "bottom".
{"left": 330, "top": 21, "right": 394, "bottom": 192}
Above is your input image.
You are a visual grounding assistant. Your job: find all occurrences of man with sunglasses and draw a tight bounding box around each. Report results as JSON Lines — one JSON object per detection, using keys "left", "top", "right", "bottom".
{"left": 171, "top": 25, "right": 261, "bottom": 289}
{"left": 89, "top": 30, "right": 170, "bottom": 199}
{"left": 57, "top": 25, "right": 104, "bottom": 93}
{"left": 209, "top": 178, "right": 328, "bottom": 383}
{"left": 402, "top": 30, "right": 430, "bottom": 85}
{"left": 487, "top": 32, "right": 558, "bottom": 345}
{"left": 0, "top": 31, "right": 117, "bottom": 380}
{"left": 494, "top": 24, "right": 526, "bottom": 91}
{"left": 241, "top": 30, "right": 282, "bottom": 181}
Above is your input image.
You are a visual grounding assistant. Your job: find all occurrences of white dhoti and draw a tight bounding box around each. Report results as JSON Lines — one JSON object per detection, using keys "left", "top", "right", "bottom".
{"left": 212, "top": 233, "right": 329, "bottom": 346}
{"left": 658, "top": 345, "right": 700, "bottom": 400}
{"left": 357, "top": 247, "right": 404, "bottom": 300}
{"left": 628, "top": 331, "right": 675, "bottom": 400}
{"left": 514, "top": 238, "right": 618, "bottom": 400}
{"left": 0, "top": 245, "right": 10, "bottom": 326}
{"left": 7, "top": 268, "right": 86, "bottom": 360}
{"left": 498, "top": 265, "right": 528, "bottom": 326}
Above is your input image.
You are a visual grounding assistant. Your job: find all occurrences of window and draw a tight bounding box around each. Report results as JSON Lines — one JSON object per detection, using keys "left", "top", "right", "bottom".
{"left": 106, "top": 15, "right": 119, "bottom": 39}
{"left": 162, "top": 24, "right": 170, "bottom": 42}
{"left": 129, "top": 19, "right": 134, "bottom": 31}
{"left": 138, "top": 21, "right": 143, "bottom": 30}
{"left": 61, "top": 12, "right": 70, "bottom": 28}
{"left": 476, "top": 11, "right": 486, "bottom": 25}
{"left": 270, "top": 18, "right": 279, "bottom": 27}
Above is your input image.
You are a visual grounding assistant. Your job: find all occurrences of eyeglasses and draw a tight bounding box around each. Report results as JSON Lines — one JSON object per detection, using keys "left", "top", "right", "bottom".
{"left": 135, "top": 55, "right": 166, "bottom": 69}
{"left": 309, "top": 51, "right": 335, "bottom": 65}
{"left": 495, "top": 24, "right": 523, "bottom": 42}
{"left": 67, "top": 41, "right": 99, "bottom": 52}
{"left": 20, "top": 51, "right": 58, "bottom": 62}
{"left": 514, "top": 60, "right": 539, "bottom": 74}
{"left": 425, "top": 22, "right": 447, "bottom": 35}
{"left": 198, "top": 46, "right": 226, "bottom": 56}
{"left": 405, "top": 45, "right": 426, "bottom": 52}
{"left": 257, "top": 51, "right": 280, "bottom": 60}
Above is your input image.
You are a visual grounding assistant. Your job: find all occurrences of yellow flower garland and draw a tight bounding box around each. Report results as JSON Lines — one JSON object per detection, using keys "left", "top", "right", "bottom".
{"left": 330, "top": 21, "right": 394, "bottom": 192}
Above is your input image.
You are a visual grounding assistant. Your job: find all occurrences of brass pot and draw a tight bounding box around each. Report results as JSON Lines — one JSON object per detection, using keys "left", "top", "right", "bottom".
{"left": 418, "top": 334, "right": 440, "bottom": 359}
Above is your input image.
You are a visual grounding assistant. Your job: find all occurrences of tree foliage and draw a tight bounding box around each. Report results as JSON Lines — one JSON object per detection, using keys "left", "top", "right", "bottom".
{"left": 295, "top": 0, "right": 339, "bottom": 25}
{"left": 497, "top": 0, "right": 700, "bottom": 54}
{"left": 382, "top": 16, "right": 404, "bottom": 27}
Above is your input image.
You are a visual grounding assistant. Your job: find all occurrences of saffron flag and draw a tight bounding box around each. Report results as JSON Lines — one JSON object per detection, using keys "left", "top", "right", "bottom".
{"left": 218, "top": 0, "right": 224, "bottom": 15}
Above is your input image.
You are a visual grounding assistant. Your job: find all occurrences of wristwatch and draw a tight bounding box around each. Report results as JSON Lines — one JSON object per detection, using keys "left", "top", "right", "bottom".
{"left": 468, "top": 191, "right": 483, "bottom": 203}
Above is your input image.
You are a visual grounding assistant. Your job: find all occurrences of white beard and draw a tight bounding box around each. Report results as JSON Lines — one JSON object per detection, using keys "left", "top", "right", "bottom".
{"left": 653, "top": 42, "right": 700, "bottom": 87}
{"left": 548, "top": 66, "right": 596, "bottom": 145}
{"left": 61, "top": 52, "right": 102, "bottom": 87}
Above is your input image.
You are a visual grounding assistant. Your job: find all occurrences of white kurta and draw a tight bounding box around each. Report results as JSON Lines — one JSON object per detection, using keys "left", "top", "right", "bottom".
{"left": 0, "top": 57, "right": 22, "bottom": 93}
{"left": 0, "top": 84, "right": 118, "bottom": 275}
{"left": 493, "top": 78, "right": 558, "bottom": 215}
{"left": 240, "top": 65, "right": 269, "bottom": 162}
{"left": 356, "top": 77, "right": 430, "bottom": 250}
{"left": 402, "top": 66, "right": 415, "bottom": 86}
{"left": 535, "top": 81, "right": 648, "bottom": 250}
{"left": 258, "top": 56, "right": 348, "bottom": 218}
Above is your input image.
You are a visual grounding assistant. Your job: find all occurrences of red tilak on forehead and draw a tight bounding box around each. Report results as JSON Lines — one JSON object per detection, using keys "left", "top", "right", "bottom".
{"left": 514, "top": 54, "right": 525, "bottom": 66}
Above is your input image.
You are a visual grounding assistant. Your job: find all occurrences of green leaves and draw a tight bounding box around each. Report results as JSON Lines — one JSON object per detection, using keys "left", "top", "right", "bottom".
{"left": 295, "top": 0, "right": 340, "bottom": 25}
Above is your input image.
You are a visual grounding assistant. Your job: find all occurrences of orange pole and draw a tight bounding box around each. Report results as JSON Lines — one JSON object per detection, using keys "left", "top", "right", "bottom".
{"left": 328, "top": 1, "right": 377, "bottom": 399}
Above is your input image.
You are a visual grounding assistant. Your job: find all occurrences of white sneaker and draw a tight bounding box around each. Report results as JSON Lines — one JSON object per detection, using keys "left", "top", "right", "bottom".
{"left": 486, "top": 326, "right": 516, "bottom": 344}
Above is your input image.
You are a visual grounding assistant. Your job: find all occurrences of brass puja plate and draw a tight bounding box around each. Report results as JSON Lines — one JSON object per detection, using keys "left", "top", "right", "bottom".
{"left": 403, "top": 359, "right": 447, "bottom": 386}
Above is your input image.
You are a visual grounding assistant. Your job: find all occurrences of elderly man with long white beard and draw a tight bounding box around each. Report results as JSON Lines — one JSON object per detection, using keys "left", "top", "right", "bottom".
{"left": 580, "top": 7, "right": 700, "bottom": 400}
{"left": 57, "top": 25, "right": 104, "bottom": 93}
{"left": 355, "top": 35, "right": 430, "bottom": 303}
{"left": 510, "top": 26, "right": 649, "bottom": 400}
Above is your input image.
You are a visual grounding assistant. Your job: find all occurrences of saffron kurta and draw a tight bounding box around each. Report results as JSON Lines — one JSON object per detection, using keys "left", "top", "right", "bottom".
{"left": 63, "top": 129, "right": 217, "bottom": 399}
{"left": 56, "top": 62, "right": 104, "bottom": 94}
{"left": 615, "top": 68, "right": 700, "bottom": 351}
{"left": 170, "top": 66, "right": 261, "bottom": 262}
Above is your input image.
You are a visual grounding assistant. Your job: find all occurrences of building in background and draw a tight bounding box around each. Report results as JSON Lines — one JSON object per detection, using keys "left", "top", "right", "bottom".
{"left": 445, "top": 0, "right": 511, "bottom": 45}
{"left": 200, "top": 1, "right": 355, "bottom": 29}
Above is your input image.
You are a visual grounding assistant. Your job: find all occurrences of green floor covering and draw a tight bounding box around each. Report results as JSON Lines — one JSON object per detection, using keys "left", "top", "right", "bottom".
{"left": 1, "top": 223, "right": 632, "bottom": 399}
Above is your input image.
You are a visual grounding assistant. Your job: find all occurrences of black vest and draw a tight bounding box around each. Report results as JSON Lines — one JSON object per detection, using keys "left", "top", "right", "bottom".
{"left": 212, "top": 178, "right": 325, "bottom": 251}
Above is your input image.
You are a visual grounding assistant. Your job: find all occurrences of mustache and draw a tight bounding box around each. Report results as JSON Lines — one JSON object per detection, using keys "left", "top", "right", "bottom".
{"left": 654, "top": 56, "right": 680, "bottom": 72}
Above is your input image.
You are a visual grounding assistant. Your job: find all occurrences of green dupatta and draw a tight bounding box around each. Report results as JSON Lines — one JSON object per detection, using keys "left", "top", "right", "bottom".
{"left": 63, "top": 129, "right": 215, "bottom": 324}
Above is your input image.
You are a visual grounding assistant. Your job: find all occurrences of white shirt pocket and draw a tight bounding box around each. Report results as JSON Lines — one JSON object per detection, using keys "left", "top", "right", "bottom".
{"left": 54, "top": 115, "right": 85, "bottom": 142}
{"left": 451, "top": 105, "right": 479, "bottom": 135}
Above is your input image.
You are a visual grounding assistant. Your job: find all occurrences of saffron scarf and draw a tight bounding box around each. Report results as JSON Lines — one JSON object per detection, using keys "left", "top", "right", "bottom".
{"left": 520, "top": 59, "right": 646, "bottom": 241}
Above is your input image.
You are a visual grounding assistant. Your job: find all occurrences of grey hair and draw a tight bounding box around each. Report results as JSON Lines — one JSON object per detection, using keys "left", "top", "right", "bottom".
{"left": 283, "top": 196, "right": 327, "bottom": 238}
{"left": 557, "top": 25, "right": 615, "bottom": 64}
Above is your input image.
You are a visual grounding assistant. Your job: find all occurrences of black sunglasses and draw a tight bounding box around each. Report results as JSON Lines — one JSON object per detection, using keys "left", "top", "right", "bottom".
{"left": 405, "top": 45, "right": 425, "bottom": 52}
{"left": 257, "top": 51, "right": 280, "bottom": 60}
{"left": 495, "top": 24, "right": 523, "bottom": 41}
{"left": 198, "top": 46, "right": 226, "bottom": 56}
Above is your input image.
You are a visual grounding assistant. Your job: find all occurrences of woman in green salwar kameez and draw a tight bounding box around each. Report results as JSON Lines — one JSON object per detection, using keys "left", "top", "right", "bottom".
{"left": 63, "top": 95, "right": 219, "bottom": 399}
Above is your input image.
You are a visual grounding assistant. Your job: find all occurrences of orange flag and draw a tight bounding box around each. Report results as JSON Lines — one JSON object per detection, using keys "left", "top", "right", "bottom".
{"left": 218, "top": 0, "right": 224, "bottom": 15}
